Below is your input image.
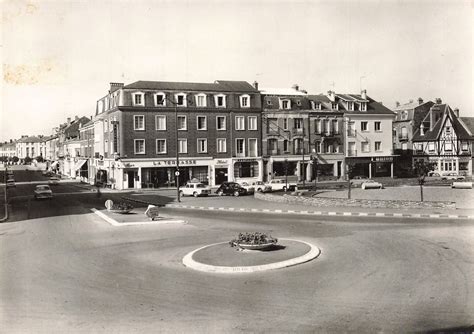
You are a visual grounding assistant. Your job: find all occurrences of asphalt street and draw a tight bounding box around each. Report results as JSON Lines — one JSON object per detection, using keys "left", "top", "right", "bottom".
{"left": 1, "top": 183, "right": 474, "bottom": 333}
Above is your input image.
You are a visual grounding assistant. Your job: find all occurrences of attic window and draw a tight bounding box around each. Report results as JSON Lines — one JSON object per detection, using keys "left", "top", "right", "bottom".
{"left": 315, "top": 102, "right": 321, "bottom": 110}
{"left": 331, "top": 102, "right": 338, "bottom": 110}
{"left": 266, "top": 100, "right": 272, "bottom": 106}
{"left": 348, "top": 102, "right": 354, "bottom": 111}
{"left": 280, "top": 99, "right": 291, "bottom": 110}
{"left": 175, "top": 93, "right": 187, "bottom": 107}
{"left": 132, "top": 92, "right": 145, "bottom": 106}
{"left": 296, "top": 100, "right": 302, "bottom": 106}
{"left": 360, "top": 102, "right": 367, "bottom": 112}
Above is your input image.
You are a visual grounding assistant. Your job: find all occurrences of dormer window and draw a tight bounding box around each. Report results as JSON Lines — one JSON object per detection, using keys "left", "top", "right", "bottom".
{"left": 348, "top": 102, "right": 354, "bottom": 111}
{"left": 315, "top": 102, "right": 321, "bottom": 110}
{"left": 215, "top": 94, "right": 226, "bottom": 108}
{"left": 195, "top": 93, "right": 207, "bottom": 107}
{"left": 280, "top": 99, "right": 291, "bottom": 109}
{"left": 401, "top": 110, "right": 408, "bottom": 120}
{"left": 331, "top": 102, "right": 338, "bottom": 110}
{"left": 296, "top": 100, "right": 302, "bottom": 106}
{"left": 360, "top": 102, "right": 367, "bottom": 111}
{"left": 155, "top": 93, "right": 166, "bottom": 107}
{"left": 175, "top": 93, "right": 187, "bottom": 107}
{"left": 240, "top": 94, "right": 250, "bottom": 108}
{"left": 132, "top": 92, "right": 145, "bottom": 106}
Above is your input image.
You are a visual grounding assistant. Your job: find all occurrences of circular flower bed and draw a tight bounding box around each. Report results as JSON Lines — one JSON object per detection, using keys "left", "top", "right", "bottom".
{"left": 230, "top": 232, "right": 278, "bottom": 251}
{"left": 110, "top": 201, "right": 134, "bottom": 214}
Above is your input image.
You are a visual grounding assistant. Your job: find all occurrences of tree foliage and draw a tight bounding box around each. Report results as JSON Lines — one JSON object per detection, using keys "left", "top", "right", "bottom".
{"left": 413, "top": 160, "right": 436, "bottom": 185}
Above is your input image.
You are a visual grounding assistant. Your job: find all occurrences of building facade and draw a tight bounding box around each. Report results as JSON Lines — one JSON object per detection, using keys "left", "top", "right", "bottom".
{"left": 92, "top": 80, "right": 262, "bottom": 189}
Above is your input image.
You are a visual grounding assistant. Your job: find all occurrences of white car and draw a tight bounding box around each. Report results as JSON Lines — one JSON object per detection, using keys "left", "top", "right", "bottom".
{"left": 265, "top": 179, "right": 297, "bottom": 192}
{"left": 6, "top": 178, "right": 16, "bottom": 188}
{"left": 238, "top": 182, "right": 255, "bottom": 194}
{"left": 361, "top": 180, "right": 383, "bottom": 190}
{"left": 180, "top": 182, "right": 211, "bottom": 197}
{"left": 251, "top": 181, "right": 272, "bottom": 193}
{"left": 34, "top": 185, "right": 53, "bottom": 199}
{"left": 441, "top": 172, "right": 465, "bottom": 181}
{"left": 48, "top": 176, "right": 60, "bottom": 185}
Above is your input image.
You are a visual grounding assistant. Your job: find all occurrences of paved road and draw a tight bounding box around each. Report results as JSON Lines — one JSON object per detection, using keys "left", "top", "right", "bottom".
{"left": 1, "top": 188, "right": 474, "bottom": 333}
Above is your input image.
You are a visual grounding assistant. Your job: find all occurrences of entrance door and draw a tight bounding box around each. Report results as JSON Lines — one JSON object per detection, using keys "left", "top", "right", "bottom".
{"left": 127, "top": 171, "right": 135, "bottom": 188}
{"left": 215, "top": 168, "right": 228, "bottom": 185}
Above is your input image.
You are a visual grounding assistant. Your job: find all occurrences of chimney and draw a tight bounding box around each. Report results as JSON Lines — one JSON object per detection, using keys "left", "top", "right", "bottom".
{"left": 109, "top": 82, "right": 124, "bottom": 94}
{"left": 420, "top": 124, "right": 425, "bottom": 136}
{"left": 361, "top": 89, "right": 367, "bottom": 100}
{"left": 454, "top": 108, "right": 459, "bottom": 117}
{"left": 435, "top": 98, "right": 442, "bottom": 104}
{"left": 327, "top": 90, "right": 335, "bottom": 102}
{"left": 67, "top": 117, "right": 71, "bottom": 124}
{"left": 292, "top": 84, "right": 299, "bottom": 91}
{"left": 395, "top": 101, "right": 400, "bottom": 107}
{"left": 253, "top": 81, "right": 259, "bottom": 90}
{"left": 75, "top": 115, "right": 79, "bottom": 121}
{"left": 429, "top": 110, "right": 435, "bottom": 131}
{"left": 418, "top": 97, "right": 423, "bottom": 105}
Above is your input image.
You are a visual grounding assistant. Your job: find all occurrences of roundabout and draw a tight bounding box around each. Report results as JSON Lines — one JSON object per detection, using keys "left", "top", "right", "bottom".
{"left": 182, "top": 238, "right": 321, "bottom": 273}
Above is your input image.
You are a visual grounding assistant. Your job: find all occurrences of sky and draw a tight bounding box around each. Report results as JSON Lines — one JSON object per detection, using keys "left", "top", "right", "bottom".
{"left": 1, "top": 0, "right": 472, "bottom": 142}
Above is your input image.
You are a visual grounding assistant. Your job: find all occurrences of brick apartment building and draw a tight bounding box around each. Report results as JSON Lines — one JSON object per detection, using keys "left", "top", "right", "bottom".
{"left": 91, "top": 80, "right": 262, "bottom": 189}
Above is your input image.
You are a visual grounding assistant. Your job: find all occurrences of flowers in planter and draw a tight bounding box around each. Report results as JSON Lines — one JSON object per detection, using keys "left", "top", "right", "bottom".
{"left": 230, "top": 232, "right": 278, "bottom": 248}
{"left": 111, "top": 201, "right": 134, "bottom": 211}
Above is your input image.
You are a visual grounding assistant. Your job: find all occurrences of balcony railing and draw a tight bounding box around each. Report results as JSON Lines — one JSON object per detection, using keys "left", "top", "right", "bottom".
{"left": 291, "top": 128, "right": 304, "bottom": 136}
{"left": 398, "top": 134, "right": 409, "bottom": 141}
{"left": 267, "top": 129, "right": 281, "bottom": 136}
{"left": 347, "top": 130, "right": 357, "bottom": 137}
{"left": 347, "top": 150, "right": 357, "bottom": 156}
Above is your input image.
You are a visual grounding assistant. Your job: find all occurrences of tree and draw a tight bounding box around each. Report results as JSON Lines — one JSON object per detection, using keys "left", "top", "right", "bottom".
{"left": 35, "top": 155, "right": 44, "bottom": 163}
{"left": 346, "top": 161, "right": 356, "bottom": 199}
{"left": 24, "top": 156, "right": 32, "bottom": 165}
{"left": 413, "top": 160, "right": 436, "bottom": 202}
{"left": 11, "top": 156, "right": 19, "bottom": 164}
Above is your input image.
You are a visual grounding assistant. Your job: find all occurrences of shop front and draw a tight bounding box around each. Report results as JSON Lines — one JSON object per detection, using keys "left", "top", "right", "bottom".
{"left": 233, "top": 158, "right": 263, "bottom": 184}
{"left": 346, "top": 156, "right": 394, "bottom": 178}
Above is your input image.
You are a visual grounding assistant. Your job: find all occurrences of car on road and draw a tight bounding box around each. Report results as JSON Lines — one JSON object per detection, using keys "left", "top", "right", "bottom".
{"left": 264, "top": 179, "right": 296, "bottom": 192}
{"left": 6, "top": 179, "right": 16, "bottom": 188}
{"left": 350, "top": 175, "right": 370, "bottom": 185}
{"left": 34, "top": 185, "right": 53, "bottom": 199}
{"left": 251, "top": 181, "right": 272, "bottom": 193}
{"left": 427, "top": 171, "right": 441, "bottom": 177}
{"left": 361, "top": 180, "right": 384, "bottom": 190}
{"left": 180, "top": 182, "right": 211, "bottom": 197}
{"left": 441, "top": 172, "right": 465, "bottom": 181}
{"left": 237, "top": 182, "right": 255, "bottom": 194}
{"left": 215, "top": 182, "right": 248, "bottom": 197}
{"left": 48, "top": 176, "right": 61, "bottom": 185}
{"left": 42, "top": 171, "right": 54, "bottom": 177}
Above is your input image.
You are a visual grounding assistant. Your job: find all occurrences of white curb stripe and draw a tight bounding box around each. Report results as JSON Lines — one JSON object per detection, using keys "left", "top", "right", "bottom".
{"left": 91, "top": 208, "right": 186, "bottom": 226}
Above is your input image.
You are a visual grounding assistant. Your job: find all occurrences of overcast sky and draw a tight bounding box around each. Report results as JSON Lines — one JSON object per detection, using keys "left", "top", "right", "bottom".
{"left": 1, "top": 0, "right": 472, "bottom": 142}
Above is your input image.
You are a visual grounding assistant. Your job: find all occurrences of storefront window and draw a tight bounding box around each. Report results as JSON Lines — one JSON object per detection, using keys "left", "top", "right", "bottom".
{"left": 234, "top": 161, "right": 259, "bottom": 178}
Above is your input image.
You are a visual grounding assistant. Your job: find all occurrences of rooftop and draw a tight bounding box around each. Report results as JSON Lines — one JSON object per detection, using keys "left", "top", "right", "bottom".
{"left": 123, "top": 80, "right": 258, "bottom": 92}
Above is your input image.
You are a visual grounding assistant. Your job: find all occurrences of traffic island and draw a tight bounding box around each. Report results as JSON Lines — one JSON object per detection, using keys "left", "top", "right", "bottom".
{"left": 182, "top": 238, "right": 320, "bottom": 273}
{"left": 91, "top": 208, "right": 186, "bottom": 226}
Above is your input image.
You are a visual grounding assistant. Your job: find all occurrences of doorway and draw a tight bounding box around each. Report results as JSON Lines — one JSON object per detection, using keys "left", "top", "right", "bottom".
{"left": 215, "top": 168, "right": 228, "bottom": 185}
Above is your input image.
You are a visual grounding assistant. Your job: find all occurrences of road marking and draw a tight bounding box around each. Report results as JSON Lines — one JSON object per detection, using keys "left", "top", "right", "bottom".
{"left": 90, "top": 208, "right": 186, "bottom": 226}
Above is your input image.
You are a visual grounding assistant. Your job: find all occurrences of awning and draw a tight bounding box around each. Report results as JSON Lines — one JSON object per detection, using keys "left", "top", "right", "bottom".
{"left": 74, "top": 159, "right": 87, "bottom": 170}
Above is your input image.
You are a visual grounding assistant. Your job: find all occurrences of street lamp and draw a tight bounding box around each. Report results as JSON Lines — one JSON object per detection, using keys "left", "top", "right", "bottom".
{"left": 164, "top": 96, "right": 181, "bottom": 202}
{"left": 284, "top": 158, "right": 288, "bottom": 191}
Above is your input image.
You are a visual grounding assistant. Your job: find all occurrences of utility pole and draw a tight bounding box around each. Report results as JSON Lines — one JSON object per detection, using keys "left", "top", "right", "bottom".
{"left": 165, "top": 96, "right": 181, "bottom": 203}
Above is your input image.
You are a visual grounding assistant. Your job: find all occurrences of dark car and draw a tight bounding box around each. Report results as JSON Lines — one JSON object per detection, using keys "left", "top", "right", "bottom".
{"left": 215, "top": 182, "right": 248, "bottom": 197}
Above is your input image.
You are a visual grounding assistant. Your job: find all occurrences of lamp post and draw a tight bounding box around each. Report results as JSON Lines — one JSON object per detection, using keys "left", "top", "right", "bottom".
{"left": 164, "top": 96, "right": 181, "bottom": 202}
{"left": 284, "top": 158, "right": 288, "bottom": 191}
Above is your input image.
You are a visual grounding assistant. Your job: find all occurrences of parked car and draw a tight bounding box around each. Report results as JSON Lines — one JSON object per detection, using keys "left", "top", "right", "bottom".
{"left": 42, "top": 171, "right": 54, "bottom": 177}
{"left": 251, "top": 181, "right": 272, "bottom": 193}
{"left": 361, "top": 180, "right": 383, "bottom": 190}
{"left": 264, "top": 179, "right": 297, "bottom": 192}
{"left": 34, "top": 185, "right": 53, "bottom": 199}
{"left": 237, "top": 182, "right": 255, "bottom": 194}
{"left": 48, "top": 176, "right": 60, "bottom": 185}
{"left": 350, "top": 175, "right": 370, "bottom": 185}
{"left": 180, "top": 182, "right": 211, "bottom": 197}
{"left": 6, "top": 179, "right": 16, "bottom": 188}
{"left": 441, "top": 172, "right": 465, "bottom": 181}
{"left": 427, "top": 171, "right": 441, "bottom": 177}
{"left": 215, "top": 182, "right": 248, "bottom": 197}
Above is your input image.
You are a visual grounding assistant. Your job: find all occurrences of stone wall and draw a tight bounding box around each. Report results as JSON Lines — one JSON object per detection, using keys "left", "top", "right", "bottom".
{"left": 255, "top": 192, "right": 456, "bottom": 209}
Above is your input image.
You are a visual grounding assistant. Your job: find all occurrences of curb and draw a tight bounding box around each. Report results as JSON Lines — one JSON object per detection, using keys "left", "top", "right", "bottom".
{"left": 182, "top": 239, "right": 321, "bottom": 273}
{"left": 90, "top": 208, "right": 186, "bottom": 226}
{"left": 163, "top": 204, "right": 474, "bottom": 220}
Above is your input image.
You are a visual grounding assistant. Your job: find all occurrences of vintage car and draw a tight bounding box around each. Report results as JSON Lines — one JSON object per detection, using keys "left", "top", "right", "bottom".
{"left": 440, "top": 172, "right": 465, "bottom": 181}
{"left": 251, "top": 181, "right": 272, "bottom": 193}
{"left": 6, "top": 178, "right": 16, "bottom": 188}
{"left": 48, "top": 177, "right": 61, "bottom": 185}
{"left": 215, "top": 182, "right": 248, "bottom": 197}
{"left": 34, "top": 185, "right": 53, "bottom": 199}
{"left": 361, "top": 180, "right": 384, "bottom": 190}
{"left": 180, "top": 182, "right": 211, "bottom": 197}
{"left": 237, "top": 182, "right": 255, "bottom": 194}
{"left": 264, "top": 179, "right": 296, "bottom": 192}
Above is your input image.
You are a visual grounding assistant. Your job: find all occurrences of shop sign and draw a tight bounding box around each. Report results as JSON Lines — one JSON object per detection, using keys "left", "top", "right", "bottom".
{"left": 236, "top": 158, "right": 257, "bottom": 162}
{"left": 153, "top": 159, "right": 197, "bottom": 166}
{"left": 373, "top": 157, "right": 393, "bottom": 162}
{"left": 216, "top": 159, "right": 228, "bottom": 165}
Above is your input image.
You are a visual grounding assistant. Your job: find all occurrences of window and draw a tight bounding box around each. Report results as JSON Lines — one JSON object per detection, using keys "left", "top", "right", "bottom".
{"left": 348, "top": 102, "right": 354, "bottom": 111}
{"left": 375, "top": 121, "right": 381, "bottom": 131}
{"left": 325, "top": 142, "right": 332, "bottom": 153}
{"left": 216, "top": 116, "right": 226, "bottom": 130}
{"left": 217, "top": 138, "right": 226, "bottom": 153}
{"left": 296, "top": 100, "right": 302, "bottom": 106}
{"left": 428, "top": 142, "right": 435, "bottom": 152}
{"left": 445, "top": 126, "right": 452, "bottom": 136}
{"left": 134, "top": 139, "right": 145, "bottom": 154}
{"left": 197, "top": 139, "right": 207, "bottom": 153}
{"left": 283, "top": 140, "right": 289, "bottom": 152}
{"left": 215, "top": 94, "right": 226, "bottom": 108}
{"left": 333, "top": 120, "right": 339, "bottom": 134}
{"left": 156, "top": 139, "right": 167, "bottom": 154}
{"left": 266, "top": 99, "right": 272, "bottom": 106}
{"left": 235, "top": 116, "right": 245, "bottom": 130}
{"left": 331, "top": 102, "right": 338, "bottom": 110}
{"left": 197, "top": 116, "right": 207, "bottom": 130}
{"left": 361, "top": 141, "right": 370, "bottom": 153}
{"left": 280, "top": 99, "right": 290, "bottom": 109}
{"left": 175, "top": 93, "right": 187, "bottom": 107}
{"left": 462, "top": 142, "right": 469, "bottom": 151}
{"left": 294, "top": 118, "right": 303, "bottom": 129}
{"left": 178, "top": 139, "right": 187, "bottom": 154}
{"left": 236, "top": 139, "right": 245, "bottom": 156}
{"left": 132, "top": 92, "right": 145, "bottom": 106}
{"left": 248, "top": 116, "right": 257, "bottom": 130}
{"left": 248, "top": 139, "right": 257, "bottom": 157}
{"left": 312, "top": 101, "right": 321, "bottom": 110}
{"left": 315, "top": 119, "right": 321, "bottom": 134}
{"left": 360, "top": 102, "right": 367, "bottom": 111}
{"left": 134, "top": 115, "right": 145, "bottom": 130}
{"left": 445, "top": 142, "right": 452, "bottom": 151}
{"left": 240, "top": 94, "right": 250, "bottom": 108}
{"left": 375, "top": 141, "right": 381, "bottom": 151}
{"left": 315, "top": 141, "right": 321, "bottom": 153}
{"left": 325, "top": 119, "right": 331, "bottom": 134}
{"left": 155, "top": 115, "right": 166, "bottom": 130}
{"left": 361, "top": 121, "right": 368, "bottom": 131}
{"left": 283, "top": 118, "right": 288, "bottom": 130}
{"left": 402, "top": 142, "right": 408, "bottom": 150}
{"left": 195, "top": 94, "right": 207, "bottom": 107}
{"left": 177, "top": 116, "right": 187, "bottom": 130}
{"left": 155, "top": 93, "right": 166, "bottom": 106}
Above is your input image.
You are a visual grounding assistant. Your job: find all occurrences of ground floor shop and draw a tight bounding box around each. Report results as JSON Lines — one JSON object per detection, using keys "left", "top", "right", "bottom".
{"left": 86, "top": 157, "right": 264, "bottom": 190}
{"left": 413, "top": 155, "right": 472, "bottom": 176}
{"left": 346, "top": 156, "right": 394, "bottom": 178}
